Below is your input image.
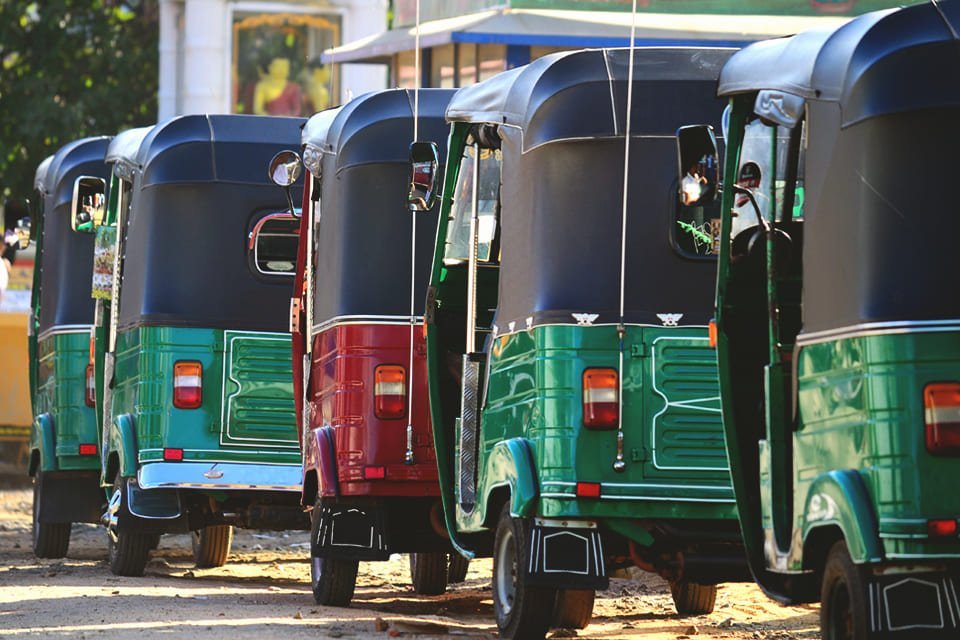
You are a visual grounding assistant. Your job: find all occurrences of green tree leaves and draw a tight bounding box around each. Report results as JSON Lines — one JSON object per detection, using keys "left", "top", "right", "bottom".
{"left": 0, "top": 1, "right": 158, "bottom": 199}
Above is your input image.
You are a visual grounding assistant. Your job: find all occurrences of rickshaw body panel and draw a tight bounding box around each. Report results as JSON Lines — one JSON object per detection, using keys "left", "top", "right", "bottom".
{"left": 309, "top": 323, "right": 439, "bottom": 497}
{"left": 31, "top": 331, "right": 99, "bottom": 472}
{"left": 107, "top": 325, "right": 300, "bottom": 486}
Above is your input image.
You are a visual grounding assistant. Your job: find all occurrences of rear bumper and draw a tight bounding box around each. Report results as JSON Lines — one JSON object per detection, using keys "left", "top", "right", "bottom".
{"left": 138, "top": 461, "right": 302, "bottom": 492}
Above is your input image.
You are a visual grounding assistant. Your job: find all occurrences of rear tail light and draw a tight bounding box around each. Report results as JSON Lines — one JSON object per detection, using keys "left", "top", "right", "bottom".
{"left": 85, "top": 364, "right": 96, "bottom": 407}
{"left": 173, "top": 361, "right": 203, "bottom": 409}
{"left": 163, "top": 448, "right": 184, "bottom": 462}
{"left": 708, "top": 318, "right": 718, "bottom": 349}
{"left": 583, "top": 368, "right": 618, "bottom": 430}
{"left": 924, "top": 382, "right": 960, "bottom": 455}
{"left": 78, "top": 443, "right": 97, "bottom": 456}
{"left": 374, "top": 365, "right": 406, "bottom": 420}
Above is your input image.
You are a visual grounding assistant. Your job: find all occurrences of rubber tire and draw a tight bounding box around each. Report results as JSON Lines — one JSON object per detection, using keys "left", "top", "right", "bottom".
{"left": 310, "top": 502, "right": 358, "bottom": 607}
{"left": 492, "top": 504, "right": 557, "bottom": 640}
{"left": 32, "top": 472, "right": 71, "bottom": 559}
{"left": 553, "top": 589, "right": 595, "bottom": 629}
{"left": 107, "top": 475, "right": 153, "bottom": 577}
{"left": 409, "top": 551, "right": 449, "bottom": 595}
{"left": 820, "top": 541, "right": 868, "bottom": 640}
{"left": 448, "top": 552, "right": 470, "bottom": 583}
{"left": 670, "top": 580, "right": 718, "bottom": 615}
{"left": 192, "top": 525, "right": 232, "bottom": 568}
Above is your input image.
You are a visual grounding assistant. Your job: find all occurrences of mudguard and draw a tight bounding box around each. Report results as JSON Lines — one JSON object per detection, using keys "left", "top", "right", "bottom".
{"left": 801, "top": 469, "right": 883, "bottom": 564}
{"left": 104, "top": 413, "right": 139, "bottom": 484}
{"left": 29, "top": 413, "right": 57, "bottom": 475}
{"left": 481, "top": 437, "right": 539, "bottom": 520}
{"left": 304, "top": 425, "right": 338, "bottom": 502}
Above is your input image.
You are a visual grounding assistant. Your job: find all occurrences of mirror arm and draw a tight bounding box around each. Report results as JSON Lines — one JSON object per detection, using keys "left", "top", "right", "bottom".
{"left": 284, "top": 187, "right": 297, "bottom": 218}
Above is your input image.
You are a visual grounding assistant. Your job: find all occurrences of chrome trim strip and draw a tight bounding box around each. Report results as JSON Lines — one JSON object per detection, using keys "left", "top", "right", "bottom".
{"left": 37, "top": 324, "right": 93, "bottom": 341}
{"left": 138, "top": 462, "right": 302, "bottom": 492}
{"left": 311, "top": 314, "right": 424, "bottom": 335}
{"left": 796, "top": 320, "right": 960, "bottom": 347}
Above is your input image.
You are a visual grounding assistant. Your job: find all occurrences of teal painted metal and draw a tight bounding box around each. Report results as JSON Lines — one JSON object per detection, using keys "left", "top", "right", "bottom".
{"left": 30, "top": 413, "right": 56, "bottom": 474}
{"left": 30, "top": 332, "right": 99, "bottom": 473}
{"left": 109, "top": 413, "right": 139, "bottom": 480}
{"left": 106, "top": 327, "right": 298, "bottom": 471}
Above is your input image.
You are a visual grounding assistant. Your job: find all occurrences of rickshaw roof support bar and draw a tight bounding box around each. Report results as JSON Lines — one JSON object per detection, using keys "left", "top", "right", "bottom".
{"left": 612, "top": 0, "right": 638, "bottom": 474}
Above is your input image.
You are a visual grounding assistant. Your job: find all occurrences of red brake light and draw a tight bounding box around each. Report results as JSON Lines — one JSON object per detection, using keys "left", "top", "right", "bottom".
{"left": 173, "top": 361, "right": 202, "bottom": 409}
{"left": 374, "top": 365, "right": 406, "bottom": 420}
{"left": 363, "top": 466, "right": 386, "bottom": 480}
{"left": 583, "top": 368, "right": 618, "bottom": 430}
{"left": 163, "top": 448, "right": 184, "bottom": 462}
{"left": 576, "top": 482, "right": 601, "bottom": 498}
{"left": 708, "top": 319, "right": 718, "bottom": 349}
{"left": 78, "top": 443, "right": 97, "bottom": 456}
{"left": 924, "top": 383, "right": 960, "bottom": 455}
{"left": 928, "top": 519, "right": 958, "bottom": 539}
{"left": 85, "top": 364, "right": 96, "bottom": 407}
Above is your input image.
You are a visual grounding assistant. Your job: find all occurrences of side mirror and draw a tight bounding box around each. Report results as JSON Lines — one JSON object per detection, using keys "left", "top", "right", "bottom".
{"left": 676, "top": 125, "right": 719, "bottom": 207}
{"left": 268, "top": 150, "right": 303, "bottom": 217}
{"left": 71, "top": 176, "right": 107, "bottom": 233}
{"left": 407, "top": 141, "right": 439, "bottom": 212}
{"left": 15, "top": 217, "right": 31, "bottom": 249}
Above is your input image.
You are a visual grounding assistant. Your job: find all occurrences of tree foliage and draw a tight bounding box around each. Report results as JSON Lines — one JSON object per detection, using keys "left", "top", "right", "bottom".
{"left": 0, "top": 1, "right": 158, "bottom": 200}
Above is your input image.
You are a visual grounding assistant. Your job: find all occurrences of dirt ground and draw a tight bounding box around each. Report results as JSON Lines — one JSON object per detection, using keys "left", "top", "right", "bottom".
{"left": 0, "top": 487, "right": 821, "bottom": 639}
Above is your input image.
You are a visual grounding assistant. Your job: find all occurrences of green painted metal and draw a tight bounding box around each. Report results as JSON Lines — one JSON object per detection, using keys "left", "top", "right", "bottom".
{"left": 109, "top": 413, "right": 139, "bottom": 480}
{"left": 30, "top": 332, "right": 99, "bottom": 473}
{"left": 105, "top": 326, "right": 298, "bottom": 473}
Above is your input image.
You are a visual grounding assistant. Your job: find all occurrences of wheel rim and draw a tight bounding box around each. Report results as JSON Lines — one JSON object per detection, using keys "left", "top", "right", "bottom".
{"left": 311, "top": 556, "right": 323, "bottom": 588}
{"left": 105, "top": 486, "right": 122, "bottom": 544}
{"left": 827, "top": 579, "right": 853, "bottom": 640}
{"left": 494, "top": 525, "right": 518, "bottom": 617}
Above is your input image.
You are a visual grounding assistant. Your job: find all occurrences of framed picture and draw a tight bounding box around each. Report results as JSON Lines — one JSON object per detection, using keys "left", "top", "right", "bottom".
{"left": 232, "top": 11, "right": 341, "bottom": 116}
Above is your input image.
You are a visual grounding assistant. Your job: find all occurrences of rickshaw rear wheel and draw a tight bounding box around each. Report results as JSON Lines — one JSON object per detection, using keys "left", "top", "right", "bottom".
{"left": 553, "top": 589, "right": 595, "bottom": 629}
{"left": 192, "top": 525, "right": 232, "bottom": 568}
{"left": 32, "top": 471, "right": 70, "bottom": 558}
{"left": 106, "top": 474, "right": 152, "bottom": 577}
{"left": 492, "top": 504, "right": 557, "bottom": 640}
{"left": 448, "top": 552, "right": 470, "bottom": 583}
{"left": 670, "top": 580, "right": 717, "bottom": 615}
{"left": 821, "top": 541, "right": 868, "bottom": 640}
{"left": 310, "top": 502, "right": 358, "bottom": 606}
{"left": 409, "top": 551, "right": 449, "bottom": 595}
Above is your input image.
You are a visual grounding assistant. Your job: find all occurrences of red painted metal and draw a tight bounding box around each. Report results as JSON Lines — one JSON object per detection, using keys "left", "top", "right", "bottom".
{"left": 308, "top": 323, "right": 438, "bottom": 497}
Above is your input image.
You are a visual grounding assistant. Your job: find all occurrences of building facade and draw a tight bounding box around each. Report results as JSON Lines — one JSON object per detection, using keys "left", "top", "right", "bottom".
{"left": 158, "top": 0, "right": 388, "bottom": 120}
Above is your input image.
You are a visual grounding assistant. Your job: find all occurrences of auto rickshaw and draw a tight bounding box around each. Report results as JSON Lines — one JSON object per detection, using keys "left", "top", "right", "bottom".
{"left": 679, "top": 3, "right": 960, "bottom": 638}
{"left": 92, "top": 115, "right": 307, "bottom": 576}
{"left": 416, "top": 47, "right": 746, "bottom": 639}
{"left": 26, "top": 137, "right": 112, "bottom": 558}
{"left": 275, "top": 88, "right": 465, "bottom": 606}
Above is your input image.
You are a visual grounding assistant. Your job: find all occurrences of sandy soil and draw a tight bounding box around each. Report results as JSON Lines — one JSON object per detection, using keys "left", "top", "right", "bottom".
{"left": 0, "top": 488, "right": 821, "bottom": 639}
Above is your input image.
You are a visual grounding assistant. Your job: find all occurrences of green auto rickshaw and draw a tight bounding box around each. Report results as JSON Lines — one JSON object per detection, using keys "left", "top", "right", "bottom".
{"left": 680, "top": 2, "right": 960, "bottom": 637}
{"left": 91, "top": 115, "right": 307, "bottom": 576}
{"left": 27, "top": 136, "right": 112, "bottom": 558}
{"left": 419, "top": 47, "right": 747, "bottom": 639}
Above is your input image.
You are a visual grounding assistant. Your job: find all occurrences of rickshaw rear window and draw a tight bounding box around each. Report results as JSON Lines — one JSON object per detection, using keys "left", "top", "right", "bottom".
{"left": 250, "top": 213, "right": 298, "bottom": 276}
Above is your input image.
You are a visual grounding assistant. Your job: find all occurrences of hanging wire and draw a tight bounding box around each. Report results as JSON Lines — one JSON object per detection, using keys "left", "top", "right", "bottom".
{"left": 613, "top": 0, "right": 638, "bottom": 473}
{"left": 404, "top": 0, "right": 423, "bottom": 464}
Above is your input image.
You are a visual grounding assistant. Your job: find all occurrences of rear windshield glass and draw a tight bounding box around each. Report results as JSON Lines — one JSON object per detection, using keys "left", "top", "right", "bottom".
{"left": 251, "top": 213, "right": 298, "bottom": 276}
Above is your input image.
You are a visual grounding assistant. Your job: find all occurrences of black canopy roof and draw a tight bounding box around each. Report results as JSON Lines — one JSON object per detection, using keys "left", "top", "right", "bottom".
{"left": 719, "top": 1, "right": 960, "bottom": 126}
{"left": 304, "top": 89, "right": 455, "bottom": 327}
{"left": 36, "top": 136, "right": 111, "bottom": 335}
{"left": 117, "top": 114, "right": 305, "bottom": 332}
{"left": 448, "top": 47, "right": 733, "bottom": 151}
{"left": 447, "top": 47, "right": 732, "bottom": 330}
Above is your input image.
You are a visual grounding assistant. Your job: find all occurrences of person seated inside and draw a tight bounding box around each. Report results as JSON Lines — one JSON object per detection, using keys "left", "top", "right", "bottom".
{"left": 681, "top": 160, "right": 709, "bottom": 206}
